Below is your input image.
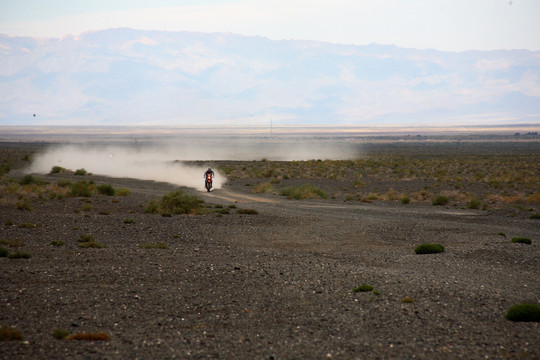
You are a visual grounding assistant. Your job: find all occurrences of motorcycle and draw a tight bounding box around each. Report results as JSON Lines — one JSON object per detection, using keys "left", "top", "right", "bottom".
{"left": 205, "top": 173, "right": 213, "bottom": 192}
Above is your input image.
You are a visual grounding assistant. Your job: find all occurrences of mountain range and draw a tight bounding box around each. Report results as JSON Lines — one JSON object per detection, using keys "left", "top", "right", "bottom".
{"left": 1, "top": 28, "right": 539, "bottom": 127}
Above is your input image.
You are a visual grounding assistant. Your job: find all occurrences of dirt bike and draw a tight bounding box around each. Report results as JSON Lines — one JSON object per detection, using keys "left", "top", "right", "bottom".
{"left": 205, "top": 174, "right": 213, "bottom": 192}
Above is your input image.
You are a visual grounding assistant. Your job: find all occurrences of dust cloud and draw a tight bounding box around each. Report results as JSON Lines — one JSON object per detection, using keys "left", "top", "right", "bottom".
{"left": 28, "top": 144, "right": 227, "bottom": 191}
{"left": 27, "top": 136, "right": 361, "bottom": 190}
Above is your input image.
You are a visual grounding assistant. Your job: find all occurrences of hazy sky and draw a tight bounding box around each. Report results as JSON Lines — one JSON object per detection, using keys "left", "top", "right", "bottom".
{"left": 1, "top": 0, "right": 539, "bottom": 51}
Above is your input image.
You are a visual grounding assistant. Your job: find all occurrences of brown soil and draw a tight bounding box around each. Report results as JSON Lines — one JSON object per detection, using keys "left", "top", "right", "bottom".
{"left": 1, "top": 144, "right": 539, "bottom": 359}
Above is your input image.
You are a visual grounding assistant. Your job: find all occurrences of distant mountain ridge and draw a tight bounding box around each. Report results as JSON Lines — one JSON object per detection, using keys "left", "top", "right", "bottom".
{"left": 1, "top": 28, "right": 539, "bottom": 127}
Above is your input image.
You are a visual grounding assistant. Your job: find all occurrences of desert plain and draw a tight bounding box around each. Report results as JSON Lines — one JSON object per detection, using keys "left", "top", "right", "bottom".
{"left": 0, "top": 136, "right": 539, "bottom": 359}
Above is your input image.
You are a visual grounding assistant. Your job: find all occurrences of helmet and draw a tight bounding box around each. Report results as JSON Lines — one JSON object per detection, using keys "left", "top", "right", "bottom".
{"left": 207, "top": 168, "right": 212, "bottom": 171}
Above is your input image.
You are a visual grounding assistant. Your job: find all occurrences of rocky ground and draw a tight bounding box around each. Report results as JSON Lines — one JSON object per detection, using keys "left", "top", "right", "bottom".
{"left": 1, "top": 142, "right": 539, "bottom": 359}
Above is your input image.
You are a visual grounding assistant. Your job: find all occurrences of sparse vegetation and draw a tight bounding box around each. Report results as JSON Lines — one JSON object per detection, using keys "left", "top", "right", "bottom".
{"left": 50, "top": 166, "right": 68, "bottom": 174}
{"left": 50, "top": 240, "right": 64, "bottom": 247}
{"left": 51, "top": 328, "right": 71, "bottom": 339}
{"left": 511, "top": 237, "right": 532, "bottom": 245}
{"left": 353, "top": 284, "right": 374, "bottom": 292}
{"left": 505, "top": 303, "right": 540, "bottom": 322}
{"left": 7, "top": 251, "right": 31, "bottom": 259}
{"left": 253, "top": 182, "right": 275, "bottom": 194}
{"left": 0, "top": 325, "right": 24, "bottom": 341}
{"left": 69, "top": 180, "right": 94, "bottom": 197}
{"left": 467, "top": 198, "right": 483, "bottom": 209}
{"left": 280, "top": 184, "right": 328, "bottom": 200}
{"left": 123, "top": 218, "right": 135, "bottom": 224}
{"left": 115, "top": 187, "right": 131, "bottom": 196}
{"left": 97, "top": 184, "right": 115, "bottom": 196}
{"left": 497, "top": 232, "right": 506, "bottom": 238}
{"left": 401, "top": 195, "right": 411, "bottom": 204}
{"left": 236, "top": 208, "right": 259, "bottom": 215}
{"left": 432, "top": 195, "right": 449, "bottom": 206}
{"left": 74, "top": 168, "right": 87, "bottom": 176}
{"left": 530, "top": 213, "right": 540, "bottom": 219}
{"left": 414, "top": 243, "right": 444, "bottom": 254}
{"left": 145, "top": 190, "right": 205, "bottom": 215}
{"left": 0, "top": 247, "right": 9, "bottom": 257}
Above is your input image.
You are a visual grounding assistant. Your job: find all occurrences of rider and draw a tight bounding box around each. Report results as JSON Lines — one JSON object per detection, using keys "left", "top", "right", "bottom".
{"left": 204, "top": 167, "right": 214, "bottom": 180}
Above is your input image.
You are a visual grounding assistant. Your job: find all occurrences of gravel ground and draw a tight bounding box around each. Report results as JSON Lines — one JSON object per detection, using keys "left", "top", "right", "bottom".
{"left": 1, "top": 168, "right": 539, "bottom": 359}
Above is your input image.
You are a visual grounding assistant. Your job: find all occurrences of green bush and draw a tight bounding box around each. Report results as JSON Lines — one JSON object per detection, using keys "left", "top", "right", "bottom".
{"left": 467, "top": 198, "right": 482, "bottom": 209}
{"left": 50, "top": 166, "right": 68, "bottom": 174}
{"left": 0, "top": 247, "right": 9, "bottom": 257}
{"left": 414, "top": 243, "right": 444, "bottom": 254}
{"left": 145, "top": 190, "right": 204, "bottom": 215}
{"left": 432, "top": 195, "right": 449, "bottom": 206}
{"left": 511, "top": 237, "right": 532, "bottom": 245}
{"left": 74, "top": 168, "right": 87, "bottom": 176}
{"left": 69, "top": 181, "right": 94, "bottom": 197}
{"left": 353, "top": 284, "right": 374, "bottom": 292}
{"left": 505, "top": 303, "right": 540, "bottom": 322}
{"left": 8, "top": 251, "right": 31, "bottom": 259}
{"left": 50, "top": 240, "right": 64, "bottom": 247}
{"left": 57, "top": 179, "right": 72, "bottom": 187}
{"left": 97, "top": 184, "right": 115, "bottom": 196}
{"left": 530, "top": 213, "right": 540, "bottom": 219}
{"left": 280, "top": 184, "right": 328, "bottom": 200}
{"left": 19, "top": 174, "right": 46, "bottom": 186}
{"left": 400, "top": 196, "right": 411, "bottom": 204}
{"left": 0, "top": 324, "right": 24, "bottom": 341}
{"left": 123, "top": 218, "right": 135, "bottom": 224}
{"left": 115, "top": 188, "right": 131, "bottom": 196}
{"left": 51, "top": 328, "right": 71, "bottom": 339}
{"left": 78, "top": 241, "right": 107, "bottom": 248}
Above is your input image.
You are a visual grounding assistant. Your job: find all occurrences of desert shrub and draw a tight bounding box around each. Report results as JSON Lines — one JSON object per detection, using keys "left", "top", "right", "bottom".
{"left": 530, "top": 213, "right": 540, "bottom": 219}
{"left": 50, "top": 166, "right": 68, "bottom": 174}
{"left": 19, "top": 174, "right": 46, "bottom": 186}
{"left": 115, "top": 187, "right": 131, "bottom": 196}
{"left": 432, "top": 195, "right": 449, "bottom": 206}
{"left": 0, "top": 247, "right": 8, "bottom": 257}
{"left": 228, "top": 204, "right": 237, "bottom": 209}
{"left": 402, "top": 297, "right": 414, "bottom": 303}
{"left": 99, "top": 210, "right": 110, "bottom": 215}
{"left": 145, "top": 190, "right": 204, "bottom": 215}
{"left": 498, "top": 232, "right": 506, "bottom": 238}
{"left": 414, "top": 243, "right": 444, "bottom": 254}
{"left": 66, "top": 332, "right": 110, "bottom": 341}
{"left": 69, "top": 181, "right": 94, "bottom": 197}
{"left": 18, "top": 222, "right": 38, "bottom": 228}
{"left": 51, "top": 328, "right": 71, "bottom": 339}
{"left": 526, "top": 192, "right": 540, "bottom": 203}
{"left": 97, "top": 184, "right": 115, "bottom": 196}
{"left": 505, "top": 303, "right": 540, "bottom": 322}
{"left": 253, "top": 182, "right": 275, "bottom": 194}
{"left": 139, "top": 242, "right": 168, "bottom": 249}
{"left": 78, "top": 234, "right": 94, "bottom": 243}
{"left": 280, "top": 184, "right": 328, "bottom": 200}
{"left": 0, "top": 325, "right": 24, "bottom": 341}
{"left": 78, "top": 241, "right": 107, "bottom": 248}
{"left": 0, "top": 238, "right": 24, "bottom": 247}
{"left": 57, "top": 179, "right": 72, "bottom": 187}
{"left": 467, "top": 198, "right": 483, "bottom": 209}
{"left": 74, "top": 168, "right": 87, "bottom": 176}
{"left": 8, "top": 251, "right": 31, "bottom": 259}
{"left": 511, "top": 237, "right": 532, "bottom": 245}
{"left": 81, "top": 204, "right": 93, "bottom": 212}
{"left": 16, "top": 199, "right": 33, "bottom": 211}
{"left": 50, "top": 240, "right": 64, "bottom": 247}
{"left": 123, "top": 218, "right": 135, "bottom": 224}
{"left": 353, "top": 284, "right": 374, "bottom": 292}
{"left": 215, "top": 208, "right": 230, "bottom": 215}
{"left": 236, "top": 208, "right": 259, "bottom": 215}
{"left": 400, "top": 195, "right": 411, "bottom": 204}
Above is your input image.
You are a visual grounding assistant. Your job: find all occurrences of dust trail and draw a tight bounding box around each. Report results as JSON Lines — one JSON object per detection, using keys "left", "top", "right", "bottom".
{"left": 28, "top": 145, "right": 226, "bottom": 191}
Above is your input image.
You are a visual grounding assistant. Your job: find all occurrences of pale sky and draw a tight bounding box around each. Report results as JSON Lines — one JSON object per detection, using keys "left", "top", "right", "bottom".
{"left": 1, "top": 0, "right": 539, "bottom": 51}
